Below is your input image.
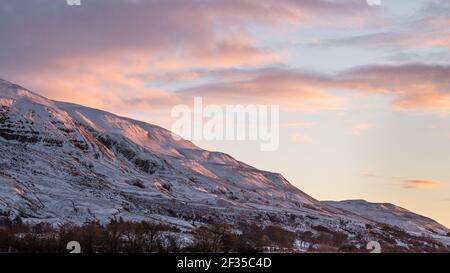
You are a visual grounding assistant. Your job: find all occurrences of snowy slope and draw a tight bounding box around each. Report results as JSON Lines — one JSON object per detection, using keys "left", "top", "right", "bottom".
{"left": 0, "top": 79, "right": 449, "bottom": 250}
{"left": 324, "top": 200, "right": 448, "bottom": 236}
{"left": 0, "top": 78, "right": 326, "bottom": 223}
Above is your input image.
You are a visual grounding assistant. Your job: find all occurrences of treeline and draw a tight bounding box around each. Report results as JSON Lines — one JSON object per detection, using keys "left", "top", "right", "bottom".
{"left": 3, "top": 215, "right": 442, "bottom": 253}
{"left": 188, "top": 223, "right": 299, "bottom": 252}
{"left": 0, "top": 215, "right": 353, "bottom": 253}
{"left": 0, "top": 216, "right": 179, "bottom": 253}
{"left": 0, "top": 216, "right": 310, "bottom": 253}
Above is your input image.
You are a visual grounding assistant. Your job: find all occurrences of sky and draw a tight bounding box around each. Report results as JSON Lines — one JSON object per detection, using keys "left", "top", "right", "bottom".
{"left": 0, "top": 0, "right": 449, "bottom": 226}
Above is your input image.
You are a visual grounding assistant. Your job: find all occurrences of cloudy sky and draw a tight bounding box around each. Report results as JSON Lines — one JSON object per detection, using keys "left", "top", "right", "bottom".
{"left": 1, "top": 0, "right": 450, "bottom": 226}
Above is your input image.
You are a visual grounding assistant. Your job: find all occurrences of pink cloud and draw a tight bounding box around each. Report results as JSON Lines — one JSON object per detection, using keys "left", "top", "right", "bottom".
{"left": 179, "top": 77, "right": 344, "bottom": 111}
{"left": 0, "top": 0, "right": 374, "bottom": 69}
{"left": 0, "top": 0, "right": 374, "bottom": 116}
{"left": 319, "top": 1, "right": 450, "bottom": 49}
{"left": 351, "top": 123, "right": 374, "bottom": 136}
{"left": 0, "top": 1, "right": 447, "bottom": 118}
{"left": 177, "top": 63, "right": 450, "bottom": 113}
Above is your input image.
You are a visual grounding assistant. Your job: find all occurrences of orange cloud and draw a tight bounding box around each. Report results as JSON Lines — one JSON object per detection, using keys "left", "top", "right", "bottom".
{"left": 361, "top": 172, "right": 377, "bottom": 177}
{"left": 394, "top": 91, "right": 450, "bottom": 112}
{"left": 339, "top": 64, "right": 450, "bottom": 113}
{"left": 280, "top": 121, "right": 315, "bottom": 128}
{"left": 404, "top": 179, "right": 443, "bottom": 189}
{"left": 351, "top": 123, "right": 374, "bottom": 136}
{"left": 289, "top": 132, "right": 313, "bottom": 144}
{"left": 11, "top": 60, "right": 181, "bottom": 115}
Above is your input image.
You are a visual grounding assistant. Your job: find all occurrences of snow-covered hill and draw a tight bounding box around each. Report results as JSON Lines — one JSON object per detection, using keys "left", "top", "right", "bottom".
{"left": 324, "top": 200, "right": 447, "bottom": 236}
{"left": 0, "top": 79, "right": 448, "bottom": 251}
{"left": 324, "top": 200, "right": 450, "bottom": 245}
{"left": 0, "top": 78, "right": 327, "bottom": 223}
